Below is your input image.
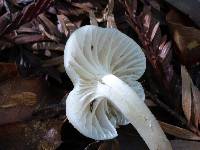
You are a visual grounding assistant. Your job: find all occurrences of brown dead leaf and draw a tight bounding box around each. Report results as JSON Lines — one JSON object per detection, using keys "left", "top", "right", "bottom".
{"left": 32, "top": 42, "right": 65, "bottom": 51}
{"left": 181, "top": 65, "right": 200, "bottom": 129}
{"left": 0, "top": 119, "right": 62, "bottom": 150}
{"left": 57, "top": 14, "right": 77, "bottom": 37}
{"left": 191, "top": 77, "right": 200, "bottom": 128}
{"left": 0, "top": 63, "right": 45, "bottom": 125}
{"left": 171, "top": 140, "right": 200, "bottom": 150}
{"left": 181, "top": 66, "right": 192, "bottom": 122}
{"left": 0, "top": 92, "right": 37, "bottom": 108}
{"left": 0, "top": 76, "right": 43, "bottom": 125}
{"left": 38, "top": 13, "right": 61, "bottom": 38}
{"left": 13, "top": 33, "right": 46, "bottom": 44}
{"left": 39, "top": 24, "right": 60, "bottom": 42}
{"left": 166, "top": 10, "right": 200, "bottom": 64}
{"left": 160, "top": 121, "right": 200, "bottom": 141}
{"left": 164, "top": 0, "right": 200, "bottom": 27}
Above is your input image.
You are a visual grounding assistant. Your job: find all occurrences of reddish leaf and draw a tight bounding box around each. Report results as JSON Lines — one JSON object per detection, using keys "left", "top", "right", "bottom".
{"left": 150, "top": 22, "right": 159, "bottom": 41}
{"left": 0, "top": 0, "right": 53, "bottom": 36}
{"left": 143, "top": 14, "right": 151, "bottom": 33}
{"left": 159, "top": 41, "right": 172, "bottom": 61}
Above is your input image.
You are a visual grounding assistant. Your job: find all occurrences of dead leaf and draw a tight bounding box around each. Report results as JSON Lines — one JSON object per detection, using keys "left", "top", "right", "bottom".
{"left": 0, "top": 92, "right": 37, "bottom": 108}
{"left": 57, "top": 14, "right": 77, "bottom": 37}
{"left": 181, "top": 65, "right": 200, "bottom": 129}
{"left": 124, "top": 0, "right": 175, "bottom": 93}
{"left": 150, "top": 22, "right": 159, "bottom": 41}
{"left": 191, "top": 77, "right": 200, "bottom": 128}
{"left": 171, "top": 140, "right": 200, "bottom": 150}
{"left": 39, "top": 24, "right": 60, "bottom": 42}
{"left": 32, "top": 42, "right": 65, "bottom": 51}
{"left": 164, "top": 0, "right": 200, "bottom": 27}
{"left": 0, "top": 119, "right": 62, "bottom": 150}
{"left": 166, "top": 10, "right": 200, "bottom": 64}
{"left": 160, "top": 121, "right": 200, "bottom": 141}
{"left": 0, "top": 0, "right": 53, "bottom": 36}
{"left": 0, "top": 76, "right": 43, "bottom": 125}
{"left": 181, "top": 66, "right": 192, "bottom": 122}
{"left": 159, "top": 41, "right": 172, "bottom": 61}
{"left": 38, "top": 13, "right": 61, "bottom": 38}
{"left": 14, "top": 33, "right": 46, "bottom": 44}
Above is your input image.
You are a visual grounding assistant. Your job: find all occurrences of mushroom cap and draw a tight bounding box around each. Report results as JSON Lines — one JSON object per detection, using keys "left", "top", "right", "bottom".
{"left": 64, "top": 25, "right": 146, "bottom": 140}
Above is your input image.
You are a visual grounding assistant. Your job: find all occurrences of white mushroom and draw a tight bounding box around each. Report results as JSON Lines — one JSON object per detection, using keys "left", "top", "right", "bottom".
{"left": 64, "top": 25, "right": 172, "bottom": 150}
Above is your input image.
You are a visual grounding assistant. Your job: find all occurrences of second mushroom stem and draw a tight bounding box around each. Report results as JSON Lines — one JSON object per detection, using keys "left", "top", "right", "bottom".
{"left": 96, "top": 74, "right": 172, "bottom": 150}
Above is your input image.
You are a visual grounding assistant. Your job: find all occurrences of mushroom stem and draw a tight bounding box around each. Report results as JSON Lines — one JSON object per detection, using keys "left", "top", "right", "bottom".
{"left": 97, "top": 74, "right": 172, "bottom": 150}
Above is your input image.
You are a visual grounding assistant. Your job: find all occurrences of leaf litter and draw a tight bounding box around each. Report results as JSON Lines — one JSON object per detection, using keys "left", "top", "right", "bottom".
{"left": 0, "top": 0, "right": 199, "bottom": 149}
